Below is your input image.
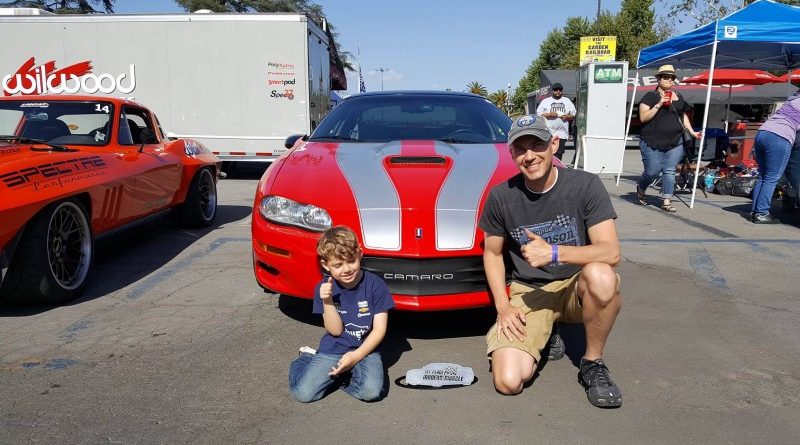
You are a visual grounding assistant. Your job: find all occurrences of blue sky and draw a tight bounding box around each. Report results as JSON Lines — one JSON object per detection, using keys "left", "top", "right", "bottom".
{"left": 114, "top": 0, "right": 630, "bottom": 95}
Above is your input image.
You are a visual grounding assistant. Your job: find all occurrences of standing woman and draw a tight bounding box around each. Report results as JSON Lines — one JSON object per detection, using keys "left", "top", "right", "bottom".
{"left": 749, "top": 94, "right": 800, "bottom": 224}
{"left": 636, "top": 65, "right": 701, "bottom": 212}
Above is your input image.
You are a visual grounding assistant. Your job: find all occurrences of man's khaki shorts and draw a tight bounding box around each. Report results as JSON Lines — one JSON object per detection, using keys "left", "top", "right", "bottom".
{"left": 486, "top": 274, "right": 585, "bottom": 363}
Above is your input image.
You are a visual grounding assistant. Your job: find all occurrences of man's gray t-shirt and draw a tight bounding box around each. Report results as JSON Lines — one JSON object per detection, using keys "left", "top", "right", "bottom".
{"left": 478, "top": 168, "right": 617, "bottom": 286}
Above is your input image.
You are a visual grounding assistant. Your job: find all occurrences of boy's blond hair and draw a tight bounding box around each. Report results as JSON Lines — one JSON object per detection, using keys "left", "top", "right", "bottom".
{"left": 316, "top": 225, "right": 361, "bottom": 262}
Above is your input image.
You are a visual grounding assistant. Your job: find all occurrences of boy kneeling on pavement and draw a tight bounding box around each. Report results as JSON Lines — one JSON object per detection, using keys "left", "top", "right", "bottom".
{"left": 289, "top": 225, "right": 394, "bottom": 403}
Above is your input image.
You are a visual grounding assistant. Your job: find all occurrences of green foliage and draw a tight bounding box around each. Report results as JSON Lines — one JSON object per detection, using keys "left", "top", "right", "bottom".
{"left": 512, "top": 0, "right": 663, "bottom": 111}
{"left": 488, "top": 90, "right": 509, "bottom": 113}
{"left": 466, "top": 81, "right": 488, "bottom": 97}
{"left": 662, "top": 0, "right": 800, "bottom": 28}
{"left": 174, "top": 0, "right": 353, "bottom": 70}
{"left": 0, "top": 0, "right": 113, "bottom": 13}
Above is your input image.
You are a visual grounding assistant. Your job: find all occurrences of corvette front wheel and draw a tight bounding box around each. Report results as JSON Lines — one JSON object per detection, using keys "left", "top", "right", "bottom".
{"left": 174, "top": 168, "right": 217, "bottom": 228}
{"left": 0, "top": 199, "right": 93, "bottom": 305}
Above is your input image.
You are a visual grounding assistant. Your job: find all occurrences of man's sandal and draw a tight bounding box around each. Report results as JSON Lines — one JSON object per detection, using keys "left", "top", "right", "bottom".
{"left": 636, "top": 187, "right": 648, "bottom": 206}
{"left": 661, "top": 200, "right": 677, "bottom": 212}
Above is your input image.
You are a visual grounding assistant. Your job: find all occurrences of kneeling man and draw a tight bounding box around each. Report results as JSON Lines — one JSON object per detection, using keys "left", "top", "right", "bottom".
{"left": 479, "top": 114, "right": 623, "bottom": 408}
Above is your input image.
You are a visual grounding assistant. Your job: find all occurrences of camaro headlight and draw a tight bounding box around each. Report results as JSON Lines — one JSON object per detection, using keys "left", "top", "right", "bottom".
{"left": 259, "top": 195, "right": 332, "bottom": 232}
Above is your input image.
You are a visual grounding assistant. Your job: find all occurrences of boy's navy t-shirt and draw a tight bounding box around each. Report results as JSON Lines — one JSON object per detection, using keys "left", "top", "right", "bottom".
{"left": 312, "top": 271, "right": 395, "bottom": 355}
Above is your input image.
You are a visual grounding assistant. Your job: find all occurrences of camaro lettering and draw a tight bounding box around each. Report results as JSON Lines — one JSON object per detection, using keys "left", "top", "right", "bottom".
{"left": 383, "top": 273, "right": 455, "bottom": 280}
{"left": 0, "top": 155, "right": 106, "bottom": 188}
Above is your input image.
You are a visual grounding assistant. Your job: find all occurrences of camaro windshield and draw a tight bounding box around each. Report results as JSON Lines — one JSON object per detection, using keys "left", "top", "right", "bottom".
{"left": 310, "top": 94, "right": 512, "bottom": 144}
{"left": 0, "top": 100, "right": 114, "bottom": 146}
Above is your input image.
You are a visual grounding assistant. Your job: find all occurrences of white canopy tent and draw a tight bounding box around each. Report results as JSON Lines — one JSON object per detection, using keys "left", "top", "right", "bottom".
{"left": 620, "top": 0, "right": 800, "bottom": 208}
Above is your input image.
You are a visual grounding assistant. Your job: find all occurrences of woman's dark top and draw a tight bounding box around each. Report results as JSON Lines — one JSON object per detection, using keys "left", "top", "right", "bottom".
{"left": 639, "top": 90, "right": 692, "bottom": 149}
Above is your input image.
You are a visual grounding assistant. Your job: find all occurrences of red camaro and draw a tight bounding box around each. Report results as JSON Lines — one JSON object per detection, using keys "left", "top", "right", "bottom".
{"left": 0, "top": 95, "right": 221, "bottom": 305}
{"left": 252, "top": 91, "right": 520, "bottom": 311}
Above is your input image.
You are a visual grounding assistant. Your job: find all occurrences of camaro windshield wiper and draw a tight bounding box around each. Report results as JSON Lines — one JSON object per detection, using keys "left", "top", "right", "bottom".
{"left": 307, "top": 135, "right": 365, "bottom": 142}
{"left": 0, "top": 135, "right": 72, "bottom": 152}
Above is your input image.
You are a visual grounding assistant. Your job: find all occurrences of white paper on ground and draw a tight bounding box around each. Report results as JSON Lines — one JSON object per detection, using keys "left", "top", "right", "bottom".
{"left": 405, "top": 363, "right": 474, "bottom": 387}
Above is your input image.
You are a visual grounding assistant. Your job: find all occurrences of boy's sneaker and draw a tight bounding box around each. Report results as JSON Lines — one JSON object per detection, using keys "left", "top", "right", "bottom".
{"left": 578, "top": 358, "right": 622, "bottom": 408}
{"left": 545, "top": 324, "right": 565, "bottom": 361}
{"left": 298, "top": 346, "right": 317, "bottom": 356}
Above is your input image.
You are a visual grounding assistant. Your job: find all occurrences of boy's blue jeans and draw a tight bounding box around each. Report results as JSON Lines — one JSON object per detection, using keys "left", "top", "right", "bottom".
{"left": 289, "top": 351, "right": 384, "bottom": 403}
{"left": 638, "top": 139, "right": 684, "bottom": 199}
{"left": 751, "top": 131, "right": 792, "bottom": 216}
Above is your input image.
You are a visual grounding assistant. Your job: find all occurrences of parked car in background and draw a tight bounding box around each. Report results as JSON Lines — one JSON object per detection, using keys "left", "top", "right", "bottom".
{"left": 251, "top": 91, "right": 519, "bottom": 311}
{"left": 0, "top": 95, "right": 221, "bottom": 305}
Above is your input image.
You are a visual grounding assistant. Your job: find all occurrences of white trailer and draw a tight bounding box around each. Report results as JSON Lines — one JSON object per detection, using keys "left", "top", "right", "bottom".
{"left": 0, "top": 11, "right": 335, "bottom": 161}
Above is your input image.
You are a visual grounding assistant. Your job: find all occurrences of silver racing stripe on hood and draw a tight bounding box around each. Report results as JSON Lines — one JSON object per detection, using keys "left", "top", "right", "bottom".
{"left": 336, "top": 142, "right": 401, "bottom": 250}
{"left": 434, "top": 142, "right": 499, "bottom": 250}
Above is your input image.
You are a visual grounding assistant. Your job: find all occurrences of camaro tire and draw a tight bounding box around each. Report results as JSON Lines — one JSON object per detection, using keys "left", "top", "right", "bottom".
{"left": 174, "top": 168, "right": 217, "bottom": 228}
{"left": 0, "top": 199, "right": 93, "bottom": 305}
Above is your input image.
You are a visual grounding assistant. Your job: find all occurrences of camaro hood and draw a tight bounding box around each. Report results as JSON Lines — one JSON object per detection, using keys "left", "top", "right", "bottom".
{"left": 269, "top": 140, "right": 517, "bottom": 252}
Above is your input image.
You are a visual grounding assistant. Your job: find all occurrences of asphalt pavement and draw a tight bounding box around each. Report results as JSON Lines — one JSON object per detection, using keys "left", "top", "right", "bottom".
{"left": 1, "top": 151, "right": 799, "bottom": 444}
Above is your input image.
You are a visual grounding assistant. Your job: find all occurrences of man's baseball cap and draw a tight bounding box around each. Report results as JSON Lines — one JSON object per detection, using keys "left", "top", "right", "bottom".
{"left": 552, "top": 82, "right": 564, "bottom": 90}
{"left": 507, "top": 114, "right": 553, "bottom": 146}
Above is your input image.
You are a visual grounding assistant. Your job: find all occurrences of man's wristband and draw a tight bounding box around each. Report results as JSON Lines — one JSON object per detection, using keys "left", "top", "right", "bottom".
{"left": 551, "top": 244, "right": 559, "bottom": 263}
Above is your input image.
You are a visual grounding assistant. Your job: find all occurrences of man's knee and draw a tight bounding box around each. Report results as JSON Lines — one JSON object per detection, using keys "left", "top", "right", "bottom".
{"left": 493, "top": 372, "right": 524, "bottom": 395}
{"left": 580, "top": 263, "right": 619, "bottom": 306}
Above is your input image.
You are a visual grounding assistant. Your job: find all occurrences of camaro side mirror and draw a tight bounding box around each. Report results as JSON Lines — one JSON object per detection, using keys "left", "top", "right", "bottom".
{"left": 284, "top": 134, "right": 308, "bottom": 149}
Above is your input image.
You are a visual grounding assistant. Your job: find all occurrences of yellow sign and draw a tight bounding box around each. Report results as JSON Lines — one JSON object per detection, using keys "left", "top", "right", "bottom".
{"left": 580, "top": 36, "right": 617, "bottom": 65}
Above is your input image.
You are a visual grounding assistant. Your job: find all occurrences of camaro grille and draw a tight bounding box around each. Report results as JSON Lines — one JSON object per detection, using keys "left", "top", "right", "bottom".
{"left": 361, "top": 256, "right": 486, "bottom": 296}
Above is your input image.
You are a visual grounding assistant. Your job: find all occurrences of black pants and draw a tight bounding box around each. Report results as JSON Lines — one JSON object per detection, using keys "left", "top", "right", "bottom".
{"left": 555, "top": 138, "right": 567, "bottom": 160}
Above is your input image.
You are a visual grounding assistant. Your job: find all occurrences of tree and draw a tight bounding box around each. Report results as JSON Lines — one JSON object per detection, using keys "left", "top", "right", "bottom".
{"left": 488, "top": 90, "right": 509, "bottom": 113}
{"left": 174, "top": 0, "right": 353, "bottom": 70}
{"left": 512, "top": 0, "right": 666, "bottom": 111}
{"left": 466, "top": 81, "right": 488, "bottom": 97}
{"left": 0, "top": 0, "right": 113, "bottom": 13}
{"left": 662, "top": 0, "right": 800, "bottom": 28}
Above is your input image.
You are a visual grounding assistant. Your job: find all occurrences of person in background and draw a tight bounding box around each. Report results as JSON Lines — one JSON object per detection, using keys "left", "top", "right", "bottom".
{"left": 749, "top": 93, "right": 800, "bottom": 223}
{"left": 289, "top": 225, "right": 394, "bottom": 402}
{"left": 636, "top": 65, "right": 701, "bottom": 212}
{"left": 536, "top": 82, "right": 576, "bottom": 161}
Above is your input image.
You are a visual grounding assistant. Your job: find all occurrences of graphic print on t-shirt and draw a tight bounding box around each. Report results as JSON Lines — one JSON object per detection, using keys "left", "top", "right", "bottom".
{"left": 345, "top": 323, "right": 369, "bottom": 341}
{"left": 549, "top": 102, "right": 567, "bottom": 116}
{"left": 511, "top": 215, "right": 579, "bottom": 248}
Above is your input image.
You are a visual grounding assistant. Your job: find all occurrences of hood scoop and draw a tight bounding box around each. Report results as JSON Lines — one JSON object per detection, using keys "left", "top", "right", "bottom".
{"left": 388, "top": 156, "right": 446, "bottom": 165}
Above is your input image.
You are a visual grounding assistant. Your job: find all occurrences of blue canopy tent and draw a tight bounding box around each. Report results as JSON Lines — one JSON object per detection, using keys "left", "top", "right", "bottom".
{"left": 621, "top": 0, "right": 800, "bottom": 208}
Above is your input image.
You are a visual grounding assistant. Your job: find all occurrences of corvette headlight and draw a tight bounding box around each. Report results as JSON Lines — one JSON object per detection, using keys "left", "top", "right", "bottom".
{"left": 259, "top": 195, "right": 332, "bottom": 232}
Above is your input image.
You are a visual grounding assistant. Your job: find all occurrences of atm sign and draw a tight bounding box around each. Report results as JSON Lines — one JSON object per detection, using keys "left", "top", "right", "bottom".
{"left": 594, "top": 66, "right": 623, "bottom": 83}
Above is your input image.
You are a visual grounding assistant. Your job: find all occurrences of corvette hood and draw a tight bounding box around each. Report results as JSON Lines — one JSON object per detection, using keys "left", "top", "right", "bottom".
{"left": 270, "top": 140, "right": 516, "bottom": 252}
{"left": 0, "top": 141, "right": 63, "bottom": 165}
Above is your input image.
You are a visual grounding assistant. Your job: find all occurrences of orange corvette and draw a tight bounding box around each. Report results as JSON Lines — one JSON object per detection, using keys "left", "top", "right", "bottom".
{"left": 0, "top": 95, "right": 221, "bottom": 305}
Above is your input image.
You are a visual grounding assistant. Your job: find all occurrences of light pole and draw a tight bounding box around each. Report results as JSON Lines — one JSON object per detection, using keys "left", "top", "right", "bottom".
{"left": 506, "top": 83, "right": 513, "bottom": 117}
{"left": 376, "top": 67, "right": 389, "bottom": 91}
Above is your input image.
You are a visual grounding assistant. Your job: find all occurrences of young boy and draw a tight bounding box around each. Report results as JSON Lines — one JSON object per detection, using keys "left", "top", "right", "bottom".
{"left": 289, "top": 225, "right": 394, "bottom": 403}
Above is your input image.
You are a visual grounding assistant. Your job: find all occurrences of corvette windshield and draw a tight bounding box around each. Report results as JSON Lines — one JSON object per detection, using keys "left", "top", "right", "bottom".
{"left": 310, "top": 94, "right": 512, "bottom": 144}
{"left": 0, "top": 100, "right": 114, "bottom": 146}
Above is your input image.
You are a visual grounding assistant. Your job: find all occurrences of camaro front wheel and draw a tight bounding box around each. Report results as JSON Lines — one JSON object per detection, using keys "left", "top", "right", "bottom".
{"left": 0, "top": 199, "right": 93, "bottom": 305}
{"left": 174, "top": 168, "right": 217, "bottom": 228}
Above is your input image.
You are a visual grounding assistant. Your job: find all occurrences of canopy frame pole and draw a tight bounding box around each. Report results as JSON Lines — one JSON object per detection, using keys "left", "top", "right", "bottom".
{"left": 690, "top": 35, "right": 719, "bottom": 209}
{"left": 617, "top": 70, "right": 639, "bottom": 186}
{"left": 724, "top": 85, "right": 732, "bottom": 132}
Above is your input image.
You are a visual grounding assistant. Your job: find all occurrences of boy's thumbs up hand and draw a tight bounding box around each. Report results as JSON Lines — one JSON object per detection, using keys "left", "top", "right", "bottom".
{"left": 521, "top": 229, "right": 552, "bottom": 268}
{"left": 320, "top": 276, "right": 334, "bottom": 302}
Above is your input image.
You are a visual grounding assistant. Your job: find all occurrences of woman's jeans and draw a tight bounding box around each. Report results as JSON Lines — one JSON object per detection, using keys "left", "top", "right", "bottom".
{"left": 289, "top": 351, "right": 384, "bottom": 403}
{"left": 751, "top": 131, "right": 792, "bottom": 216}
{"left": 638, "top": 140, "right": 684, "bottom": 199}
